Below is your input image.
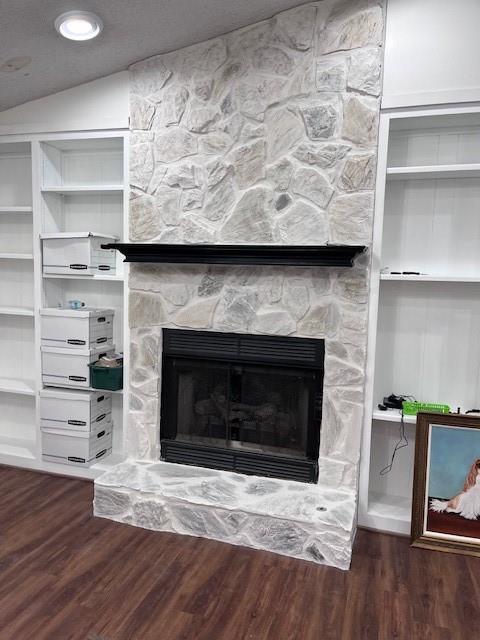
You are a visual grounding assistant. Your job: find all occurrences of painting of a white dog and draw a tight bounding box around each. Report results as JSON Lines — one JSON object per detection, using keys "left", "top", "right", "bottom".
{"left": 430, "top": 459, "right": 480, "bottom": 521}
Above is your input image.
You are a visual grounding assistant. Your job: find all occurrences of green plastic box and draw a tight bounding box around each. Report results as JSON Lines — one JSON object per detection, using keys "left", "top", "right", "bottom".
{"left": 402, "top": 401, "right": 450, "bottom": 416}
{"left": 89, "top": 363, "right": 123, "bottom": 391}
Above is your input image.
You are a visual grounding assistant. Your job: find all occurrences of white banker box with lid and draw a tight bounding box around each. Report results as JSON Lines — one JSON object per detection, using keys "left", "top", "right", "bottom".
{"left": 40, "top": 388, "right": 112, "bottom": 432}
{"left": 41, "top": 421, "right": 113, "bottom": 467}
{"left": 40, "top": 308, "right": 114, "bottom": 349}
{"left": 40, "top": 383, "right": 114, "bottom": 467}
{"left": 41, "top": 344, "right": 116, "bottom": 388}
{"left": 40, "top": 232, "right": 117, "bottom": 275}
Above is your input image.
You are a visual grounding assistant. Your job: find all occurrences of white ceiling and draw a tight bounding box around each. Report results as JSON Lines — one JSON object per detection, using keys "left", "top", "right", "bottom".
{"left": 0, "top": 0, "right": 310, "bottom": 111}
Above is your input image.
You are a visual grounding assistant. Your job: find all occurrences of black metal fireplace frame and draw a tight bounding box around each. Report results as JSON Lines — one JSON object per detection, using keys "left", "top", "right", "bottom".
{"left": 160, "top": 329, "right": 324, "bottom": 483}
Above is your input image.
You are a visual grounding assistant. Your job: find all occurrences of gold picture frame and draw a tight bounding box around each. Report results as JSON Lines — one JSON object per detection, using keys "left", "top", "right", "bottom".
{"left": 411, "top": 412, "right": 480, "bottom": 557}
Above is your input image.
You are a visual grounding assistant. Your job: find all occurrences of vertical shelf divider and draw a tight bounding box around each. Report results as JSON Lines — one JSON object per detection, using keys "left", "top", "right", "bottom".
{"left": 32, "top": 139, "right": 43, "bottom": 462}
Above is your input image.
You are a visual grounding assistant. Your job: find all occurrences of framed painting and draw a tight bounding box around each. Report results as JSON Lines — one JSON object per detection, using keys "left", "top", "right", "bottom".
{"left": 411, "top": 412, "right": 480, "bottom": 556}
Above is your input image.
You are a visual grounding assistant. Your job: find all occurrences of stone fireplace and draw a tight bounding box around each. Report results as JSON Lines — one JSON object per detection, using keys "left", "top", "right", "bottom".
{"left": 94, "top": 0, "right": 384, "bottom": 570}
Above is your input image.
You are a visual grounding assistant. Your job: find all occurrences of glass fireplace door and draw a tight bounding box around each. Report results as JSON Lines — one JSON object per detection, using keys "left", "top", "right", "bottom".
{"left": 160, "top": 329, "right": 324, "bottom": 482}
{"left": 164, "top": 358, "right": 316, "bottom": 458}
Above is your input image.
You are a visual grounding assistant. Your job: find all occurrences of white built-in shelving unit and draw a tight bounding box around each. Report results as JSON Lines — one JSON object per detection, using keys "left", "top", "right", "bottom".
{"left": 0, "top": 130, "right": 129, "bottom": 479}
{"left": 359, "top": 105, "right": 480, "bottom": 535}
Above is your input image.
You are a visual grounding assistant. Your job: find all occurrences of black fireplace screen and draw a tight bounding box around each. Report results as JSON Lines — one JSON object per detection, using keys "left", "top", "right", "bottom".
{"left": 160, "top": 330, "right": 324, "bottom": 482}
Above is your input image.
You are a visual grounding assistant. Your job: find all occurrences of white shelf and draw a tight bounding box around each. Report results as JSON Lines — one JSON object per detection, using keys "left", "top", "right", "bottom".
{"left": 42, "top": 385, "right": 123, "bottom": 395}
{"left": 386, "top": 163, "right": 480, "bottom": 180}
{"left": 87, "top": 387, "right": 123, "bottom": 395}
{"left": 0, "top": 435, "right": 36, "bottom": 460}
{"left": 0, "top": 252, "right": 34, "bottom": 260}
{"left": 365, "top": 492, "right": 411, "bottom": 535}
{"left": 360, "top": 108, "right": 480, "bottom": 538}
{"left": 372, "top": 409, "right": 416, "bottom": 424}
{"left": 84, "top": 386, "right": 123, "bottom": 396}
{"left": 41, "top": 185, "right": 124, "bottom": 195}
{"left": 0, "top": 130, "right": 127, "bottom": 483}
{"left": 0, "top": 306, "right": 34, "bottom": 317}
{"left": 0, "top": 377, "right": 36, "bottom": 396}
{"left": 42, "top": 273, "right": 124, "bottom": 282}
{"left": 0, "top": 206, "right": 32, "bottom": 213}
{"left": 381, "top": 273, "right": 480, "bottom": 283}
{"left": 369, "top": 492, "right": 411, "bottom": 521}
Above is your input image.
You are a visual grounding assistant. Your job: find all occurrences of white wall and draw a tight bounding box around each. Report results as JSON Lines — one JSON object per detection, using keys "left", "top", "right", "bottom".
{"left": 0, "top": 72, "right": 129, "bottom": 135}
{"left": 383, "top": 0, "right": 480, "bottom": 109}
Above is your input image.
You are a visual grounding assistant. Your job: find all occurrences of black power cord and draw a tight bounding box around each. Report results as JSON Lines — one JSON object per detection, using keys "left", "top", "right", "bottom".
{"left": 379, "top": 393, "right": 416, "bottom": 476}
{"left": 379, "top": 410, "right": 409, "bottom": 476}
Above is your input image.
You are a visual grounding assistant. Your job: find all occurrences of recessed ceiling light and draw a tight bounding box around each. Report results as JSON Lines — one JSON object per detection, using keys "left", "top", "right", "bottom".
{"left": 54, "top": 11, "right": 103, "bottom": 41}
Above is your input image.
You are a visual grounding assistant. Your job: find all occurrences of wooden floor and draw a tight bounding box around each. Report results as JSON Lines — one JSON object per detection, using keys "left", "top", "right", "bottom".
{"left": 0, "top": 467, "right": 478, "bottom": 640}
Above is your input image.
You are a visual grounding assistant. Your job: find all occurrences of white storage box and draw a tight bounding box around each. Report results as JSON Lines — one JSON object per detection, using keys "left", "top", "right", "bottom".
{"left": 41, "top": 344, "right": 116, "bottom": 389}
{"left": 41, "top": 421, "right": 112, "bottom": 467}
{"left": 40, "top": 388, "right": 112, "bottom": 432}
{"left": 40, "top": 308, "right": 114, "bottom": 349}
{"left": 41, "top": 232, "right": 118, "bottom": 276}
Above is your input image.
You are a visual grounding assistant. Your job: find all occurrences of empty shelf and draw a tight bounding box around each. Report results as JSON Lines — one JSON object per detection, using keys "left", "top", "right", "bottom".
{"left": 387, "top": 163, "right": 480, "bottom": 180}
{"left": 0, "top": 206, "right": 33, "bottom": 213}
{"left": 42, "top": 185, "right": 124, "bottom": 194}
{"left": 0, "top": 306, "right": 34, "bottom": 317}
{"left": 0, "top": 435, "right": 36, "bottom": 460}
{"left": 0, "top": 378, "right": 36, "bottom": 396}
{"left": 381, "top": 274, "right": 480, "bottom": 283}
{"left": 42, "top": 273, "right": 124, "bottom": 282}
{"left": 0, "top": 253, "right": 34, "bottom": 260}
{"left": 368, "top": 492, "right": 411, "bottom": 523}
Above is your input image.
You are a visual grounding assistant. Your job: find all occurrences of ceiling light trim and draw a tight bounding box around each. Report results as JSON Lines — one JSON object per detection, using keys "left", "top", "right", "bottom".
{"left": 54, "top": 11, "right": 103, "bottom": 41}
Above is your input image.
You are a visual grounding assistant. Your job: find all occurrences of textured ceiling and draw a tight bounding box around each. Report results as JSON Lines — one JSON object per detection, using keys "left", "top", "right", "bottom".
{"left": 0, "top": 0, "right": 310, "bottom": 111}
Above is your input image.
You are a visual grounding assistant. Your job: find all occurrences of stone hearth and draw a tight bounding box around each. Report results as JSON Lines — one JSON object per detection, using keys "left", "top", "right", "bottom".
{"left": 94, "top": 0, "right": 384, "bottom": 570}
{"left": 94, "top": 460, "right": 355, "bottom": 569}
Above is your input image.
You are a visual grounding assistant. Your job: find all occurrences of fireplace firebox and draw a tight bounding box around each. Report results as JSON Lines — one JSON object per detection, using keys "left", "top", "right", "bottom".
{"left": 160, "top": 329, "right": 324, "bottom": 482}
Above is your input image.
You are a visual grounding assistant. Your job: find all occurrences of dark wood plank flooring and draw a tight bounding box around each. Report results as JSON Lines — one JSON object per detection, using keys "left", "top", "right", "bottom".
{"left": 0, "top": 465, "right": 478, "bottom": 640}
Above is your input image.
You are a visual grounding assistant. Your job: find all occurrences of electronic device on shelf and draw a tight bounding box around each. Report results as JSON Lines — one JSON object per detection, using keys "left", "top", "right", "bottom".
{"left": 378, "top": 394, "right": 407, "bottom": 411}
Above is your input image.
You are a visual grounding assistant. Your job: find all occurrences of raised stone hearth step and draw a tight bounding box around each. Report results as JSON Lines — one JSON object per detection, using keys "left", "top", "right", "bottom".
{"left": 94, "top": 460, "right": 356, "bottom": 570}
